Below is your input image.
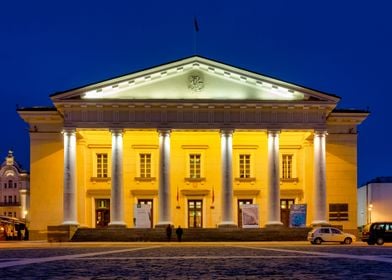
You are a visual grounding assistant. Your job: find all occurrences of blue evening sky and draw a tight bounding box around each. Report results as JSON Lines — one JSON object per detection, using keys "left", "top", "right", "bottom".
{"left": 1, "top": 0, "right": 391, "bottom": 185}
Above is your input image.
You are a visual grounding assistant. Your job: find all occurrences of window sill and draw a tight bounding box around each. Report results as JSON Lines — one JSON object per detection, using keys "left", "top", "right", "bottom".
{"left": 280, "top": 178, "right": 299, "bottom": 183}
{"left": 184, "top": 177, "right": 206, "bottom": 182}
{"left": 134, "top": 177, "right": 156, "bottom": 182}
{"left": 90, "top": 177, "right": 111, "bottom": 182}
{"left": 235, "top": 177, "right": 256, "bottom": 182}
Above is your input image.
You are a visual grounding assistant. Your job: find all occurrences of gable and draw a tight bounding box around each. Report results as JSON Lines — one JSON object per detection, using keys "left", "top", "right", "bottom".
{"left": 51, "top": 56, "right": 340, "bottom": 104}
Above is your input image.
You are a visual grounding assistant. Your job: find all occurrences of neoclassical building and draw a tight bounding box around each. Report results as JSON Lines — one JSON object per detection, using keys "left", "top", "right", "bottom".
{"left": 0, "top": 151, "right": 30, "bottom": 220}
{"left": 18, "top": 56, "right": 368, "bottom": 239}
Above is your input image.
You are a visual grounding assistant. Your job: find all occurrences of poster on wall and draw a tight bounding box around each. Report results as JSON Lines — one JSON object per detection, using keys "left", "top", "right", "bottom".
{"left": 134, "top": 203, "right": 151, "bottom": 228}
{"left": 242, "top": 204, "right": 259, "bottom": 228}
{"left": 289, "top": 204, "right": 307, "bottom": 228}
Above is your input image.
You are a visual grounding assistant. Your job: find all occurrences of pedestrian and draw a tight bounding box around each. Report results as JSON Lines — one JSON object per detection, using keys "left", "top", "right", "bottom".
{"left": 176, "top": 225, "right": 183, "bottom": 242}
{"left": 166, "top": 224, "right": 172, "bottom": 241}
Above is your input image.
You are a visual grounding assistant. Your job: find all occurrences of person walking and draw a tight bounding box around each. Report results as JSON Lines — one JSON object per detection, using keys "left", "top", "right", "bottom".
{"left": 166, "top": 224, "right": 172, "bottom": 241}
{"left": 175, "top": 225, "right": 183, "bottom": 242}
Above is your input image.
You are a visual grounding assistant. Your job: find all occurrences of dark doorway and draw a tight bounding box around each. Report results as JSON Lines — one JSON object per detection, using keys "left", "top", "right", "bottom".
{"left": 188, "top": 200, "right": 202, "bottom": 228}
{"left": 137, "top": 199, "right": 153, "bottom": 228}
{"left": 238, "top": 199, "right": 253, "bottom": 228}
{"left": 280, "top": 199, "right": 295, "bottom": 227}
{"left": 95, "top": 199, "right": 110, "bottom": 228}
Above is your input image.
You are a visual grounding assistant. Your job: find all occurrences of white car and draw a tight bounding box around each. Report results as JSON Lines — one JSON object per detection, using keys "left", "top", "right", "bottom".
{"left": 307, "top": 227, "right": 356, "bottom": 245}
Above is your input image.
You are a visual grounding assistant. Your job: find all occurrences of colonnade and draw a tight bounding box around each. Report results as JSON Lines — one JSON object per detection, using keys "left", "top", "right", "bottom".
{"left": 61, "top": 128, "right": 328, "bottom": 227}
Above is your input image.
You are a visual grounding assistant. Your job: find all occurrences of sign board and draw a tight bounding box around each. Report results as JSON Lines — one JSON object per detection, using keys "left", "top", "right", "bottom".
{"left": 241, "top": 204, "right": 259, "bottom": 228}
{"left": 289, "top": 204, "right": 307, "bottom": 228}
{"left": 134, "top": 204, "right": 151, "bottom": 228}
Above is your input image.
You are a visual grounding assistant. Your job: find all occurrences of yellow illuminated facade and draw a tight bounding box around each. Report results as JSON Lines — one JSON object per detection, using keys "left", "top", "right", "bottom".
{"left": 18, "top": 56, "right": 368, "bottom": 239}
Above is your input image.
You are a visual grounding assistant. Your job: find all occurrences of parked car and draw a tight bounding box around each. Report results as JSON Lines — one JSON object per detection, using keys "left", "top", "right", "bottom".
{"left": 307, "top": 227, "right": 355, "bottom": 245}
{"left": 361, "top": 222, "right": 392, "bottom": 245}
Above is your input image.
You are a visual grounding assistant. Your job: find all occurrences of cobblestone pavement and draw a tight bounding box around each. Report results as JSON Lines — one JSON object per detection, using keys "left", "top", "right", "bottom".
{"left": 0, "top": 242, "right": 392, "bottom": 279}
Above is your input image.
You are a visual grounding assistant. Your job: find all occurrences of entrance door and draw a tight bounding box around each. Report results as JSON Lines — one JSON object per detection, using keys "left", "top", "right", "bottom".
{"left": 95, "top": 199, "right": 110, "bottom": 228}
{"left": 137, "top": 199, "right": 153, "bottom": 228}
{"left": 280, "top": 199, "right": 295, "bottom": 227}
{"left": 188, "top": 200, "right": 202, "bottom": 228}
{"left": 238, "top": 199, "right": 253, "bottom": 228}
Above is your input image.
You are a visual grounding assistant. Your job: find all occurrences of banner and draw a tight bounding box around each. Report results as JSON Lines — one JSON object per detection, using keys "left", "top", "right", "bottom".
{"left": 289, "top": 204, "right": 307, "bottom": 228}
{"left": 134, "top": 204, "right": 151, "bottom": 228}
{"left": 242, "top": 204, "right": 259, "bottom": 228}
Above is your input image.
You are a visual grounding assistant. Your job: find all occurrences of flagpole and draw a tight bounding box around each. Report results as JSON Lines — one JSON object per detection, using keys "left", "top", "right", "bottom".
{"left": 193, "top": 17, "right": 199, "bottom": 54}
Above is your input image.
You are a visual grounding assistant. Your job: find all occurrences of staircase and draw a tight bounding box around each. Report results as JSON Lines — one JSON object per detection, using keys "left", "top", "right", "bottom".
{"left": 70, "top": 227, "right": 310, "bottom": 242}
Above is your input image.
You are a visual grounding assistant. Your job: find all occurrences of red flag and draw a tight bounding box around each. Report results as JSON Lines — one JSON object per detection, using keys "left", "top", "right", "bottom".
{"left": 212, "top": 186, "right": 214, "bottom": 203}
{"left": 176, "top": 185, "right": 179, "bottom": 202}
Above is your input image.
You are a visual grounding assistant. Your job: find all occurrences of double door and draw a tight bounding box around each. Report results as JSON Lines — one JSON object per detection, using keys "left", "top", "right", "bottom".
{"left": 188, "top": 200, "right": 202, "bottom": 228}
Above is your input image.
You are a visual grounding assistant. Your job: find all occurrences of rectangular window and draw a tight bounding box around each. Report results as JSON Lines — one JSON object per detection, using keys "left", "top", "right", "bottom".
{"left": 239, "top": 154, "right": 251, "bottom": 178}
{"left": 140, "top": 153, "right": 151, "bottom": 178}
{"left": 96, "top": 153, "right": 108, "bottom": 178}
{"left": 329, "top": 203, "right": 349, "bottom": 221}
{"left": 282, "top": 154, "right": 293, "bottom": 179}
{"left": 8, "top": 196, "right": 12, "bottom": 203}
{"left": 189, "top": 154, "right": 201, "bottom": 178}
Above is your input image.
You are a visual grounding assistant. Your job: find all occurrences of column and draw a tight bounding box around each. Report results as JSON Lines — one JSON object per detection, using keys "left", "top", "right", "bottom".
{"left": 63, "top": 128, "right": 78, "bottom": 225}
{"left": 219, "top": 129, "right": 236, "bottom": 227}
{"left": 109, "top": 129, "right": 126, "bottom": 227}
{"left": 312, "top": 130, "right": 328, "bottom": 225}
{"left": 19, "top": 189, "right": 29, "bottom": 220}
{"left": 157, "top": 129, "right": 172, "bottom": 226}
{"left": 266, "top": 130, "right": 283, "bottom": 226}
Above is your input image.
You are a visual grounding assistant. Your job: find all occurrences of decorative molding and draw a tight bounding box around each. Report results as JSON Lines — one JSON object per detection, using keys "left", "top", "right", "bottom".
{"left": 130, "top": 189, "right": 158, "bottom": 196}
{"left": 86, "top": 189, "right": 111, "bottom": 196}
{"left": 233, "top": 145, "right": 259, "bottom": 150}
{"left": 181, "top": 145, "right": 209, "bottom": 149}
{"left": 280, "top": 145, "right": 302, "bottom": 150}
{"left": 184, "top": 177, "right": 206, "bottom": 182}
{"left": 181, "top": 189, "right": 210, "bottom": 196}
{"left": 131, "top": 145, "right": 159, "bottom": 149}
{"left": 134, "top": 177, "right": 156, "bottom": 182}
{"left": 90, "top": 177, "right": 111, "bottom": 182}
{"left": 233, "top": 189, "right": 260, "bottom": 196}
{"left": 87, "top": 144, "right": 111, "bottom": 149}
{"left": 234, "top": 177, "right": 256, "bottom": 182}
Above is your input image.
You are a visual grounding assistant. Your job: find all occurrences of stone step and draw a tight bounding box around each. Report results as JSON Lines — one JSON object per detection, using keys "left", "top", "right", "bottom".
{"left": 70, "top": 227, "right": 311, "bottom": 242}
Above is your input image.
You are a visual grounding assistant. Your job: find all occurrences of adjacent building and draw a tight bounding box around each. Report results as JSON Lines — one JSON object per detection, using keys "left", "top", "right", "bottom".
{"left": 0, "top": 150, "right": 30, "bottom": 220}
{"left": 358, "top": 177, "right": 392, "bottom": 227}
{"left": 17, "top": 56, "right": 368, "bottom": 240}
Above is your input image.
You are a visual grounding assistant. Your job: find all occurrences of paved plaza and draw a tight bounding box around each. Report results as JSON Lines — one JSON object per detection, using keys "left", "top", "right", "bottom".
{"left": 0, "top": 241, "right": 392, "bottom": 279}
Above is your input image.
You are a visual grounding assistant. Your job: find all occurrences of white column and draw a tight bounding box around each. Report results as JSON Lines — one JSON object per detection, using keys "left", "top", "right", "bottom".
{"left": 109, "top": 129, "right": 126, "bottom": 227}
{"left": 312, "top": 130, "right": 328, "bottom": 225}
{"left": 63, "top": 128, "right": 78, "bottom": 225}
{"left": 219, "top": 129, "right": 236, "bottom": 227}
{"left": 19, "top": 189, "right": 28, "bottom": 220}
{"left": 157, "top": 129, "right": 172, "bottom": 226}
{"left": 266, "top": 130, "right": 283, "bottom": 226}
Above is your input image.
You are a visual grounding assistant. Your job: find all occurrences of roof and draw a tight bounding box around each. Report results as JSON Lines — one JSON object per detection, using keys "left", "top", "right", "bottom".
{"left": 364, "top": 177, "right": 392, "bottom": 185}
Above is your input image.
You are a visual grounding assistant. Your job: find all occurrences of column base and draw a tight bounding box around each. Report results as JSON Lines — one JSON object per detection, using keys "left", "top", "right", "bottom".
{"left": 218, "top": 222, "right": 237, "bottom": 228}
{"left": 108, "top": 222, "right": 126, "bottom": 228}
{"left": 155, "top": 222, "right": 172, "bottom": 228}
{"left": 62, "top": 221, "right": 79, "bottom": 226}
{"left": 265, "top": 221, "right": 284, "bottom": 227}
{"left": 311, "top": 220, "right": 330, "bottom": 227}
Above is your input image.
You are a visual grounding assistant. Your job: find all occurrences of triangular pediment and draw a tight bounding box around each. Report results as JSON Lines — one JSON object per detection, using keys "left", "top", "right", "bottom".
{"left": 51, "top": 56, "right": 340, "bottom": 104}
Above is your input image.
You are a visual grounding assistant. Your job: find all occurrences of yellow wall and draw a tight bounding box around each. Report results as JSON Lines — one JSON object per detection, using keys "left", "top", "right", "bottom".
{"left": 28, "top": 129, "right": 359, "bottom": 235}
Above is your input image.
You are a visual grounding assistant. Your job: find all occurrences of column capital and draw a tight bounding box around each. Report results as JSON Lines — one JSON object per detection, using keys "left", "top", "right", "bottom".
{"left": 267, "top": 129, "right": 281, "bottom": 136}
{"left": 110, "top": 128, "right": 124, "bottom": 135}
{"left": 314, "top": 130, "right": 328, "bottom": 136}
{"left": 220, "top": 128, "right": 234, "bottom": 135}
{"left": 62, "top": 128, "right": 76, "bottom": 135}
{"left": 157, "top": 128, "right": 171, "bottom": 136}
